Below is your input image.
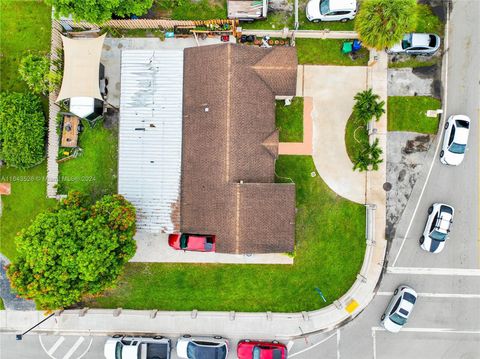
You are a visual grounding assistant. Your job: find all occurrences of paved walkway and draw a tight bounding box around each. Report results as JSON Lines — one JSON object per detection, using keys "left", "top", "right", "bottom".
{"left": 278, "top": 96, "right": 313, "bottom": 155}
{"left": 300, "top": 64, "right": 368, "bottom": 204}
{"left": 0, "top": 255, "right": 35, "bottom": 311}
{"left": 242, "top": 29, "right": 358, "bottom": 40}
{"left": 131, "top": 232, "right": 293, "bottom": 264}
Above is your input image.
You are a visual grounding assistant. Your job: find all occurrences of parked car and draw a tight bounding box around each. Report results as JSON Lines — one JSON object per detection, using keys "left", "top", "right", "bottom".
{"left": 440, "top": 115, "right": 471, "bottom": 165}
{"left": 176, "top": 335, "right": 228, "bottom": 359}
{"left": 420, "top": 203, "right": 454, "bottom": 253}
{"left": 237, "top": 340, "right": 288, "bottom": 359}
{"left": 380, "top": 286, "right": 417, "bottom": 333}
{"left": 104, "top": 335, "right": 171, "bottom": 359}
{"left": 388, "top": 33, "right": 441, "bottom": 55}
{"left": 306, "top": 0, "right": 357, "bottom": 23}
{"left": 168, "top": 233, "right": 216, "bottom": 252}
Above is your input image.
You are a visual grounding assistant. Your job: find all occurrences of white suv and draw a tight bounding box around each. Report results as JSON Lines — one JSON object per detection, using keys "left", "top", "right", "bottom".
{"left": 440, "top": 115, "right": 471, "bottom": 166}
{"left": 420, "top": 203, "right": 454, "bottom": 254}
{"left": 306, "top": 0, "right": 357, "bottom": 23}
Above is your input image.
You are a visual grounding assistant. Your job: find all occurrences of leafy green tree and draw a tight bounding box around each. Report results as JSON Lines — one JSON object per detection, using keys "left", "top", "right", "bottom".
{"left": 0, "top": 92, "right": 46, "bottom": 169}
{"left": 353, "top": 89, "right": 385, "bottom": 126}
{"left": 18, "top": 54, "right": 51, "bottom": 95}
{"left": 6, "top": 192, "right": 137, "bottom": 310}
{"left": 46, "top": 0, "right": 153, "bottom": 24}
{"left": 355, "top": 0, "right": 418, "bottom": 50}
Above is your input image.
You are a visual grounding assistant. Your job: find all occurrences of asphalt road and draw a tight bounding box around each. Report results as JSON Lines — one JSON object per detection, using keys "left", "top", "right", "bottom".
{"left": 289, "top": 0, "right": 480, "bottom": 358}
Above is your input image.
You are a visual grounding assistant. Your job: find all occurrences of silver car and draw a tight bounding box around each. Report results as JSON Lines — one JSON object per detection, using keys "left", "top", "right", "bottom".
{"left": 380, "top": 285, "right": 417, "bottom": 333}
{"left": 388, "top": 33, "right": 441, "bottom": 55}
{"left": 176, "top": 335, "right": 229, "bottom": 359}
{"left": 440, "top": 115, "right": 471, "bottom": 166}
{"left": 420, "top": 203, "right": 454, "bottom": 253}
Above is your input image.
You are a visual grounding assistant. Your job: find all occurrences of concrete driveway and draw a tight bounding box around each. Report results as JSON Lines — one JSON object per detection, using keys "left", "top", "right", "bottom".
{"left": 300, "top": 65, "right": 368, "bottom": 204}
{"left": 130, "top": 232, "right": 293, "bottom": 264}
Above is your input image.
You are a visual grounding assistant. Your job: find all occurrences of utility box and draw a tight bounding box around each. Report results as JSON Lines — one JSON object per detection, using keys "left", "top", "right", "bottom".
{"left": 227, "top": 0, "right": 268, "bottom": 21}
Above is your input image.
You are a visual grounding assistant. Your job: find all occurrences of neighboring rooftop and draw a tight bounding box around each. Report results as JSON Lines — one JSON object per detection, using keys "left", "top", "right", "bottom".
{"left": 181, "top": 43, "right": 298, "bottom": 254}
{"left": 118, "top": 49, "right": 184, "bottom": 233}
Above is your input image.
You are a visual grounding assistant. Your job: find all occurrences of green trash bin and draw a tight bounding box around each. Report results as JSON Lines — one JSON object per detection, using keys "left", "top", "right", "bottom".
{"left": 342, "top": 41, "right": 353, "bottom": 54}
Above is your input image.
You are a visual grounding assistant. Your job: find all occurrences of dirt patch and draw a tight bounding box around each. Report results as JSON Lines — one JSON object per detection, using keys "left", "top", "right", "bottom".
{"left": 386, "top": 132, "right": 434, "bottom": 239}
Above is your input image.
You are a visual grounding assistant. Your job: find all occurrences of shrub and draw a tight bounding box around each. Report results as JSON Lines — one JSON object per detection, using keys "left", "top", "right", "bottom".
{"left": 18, "top": 54, "right": 50, "bottom": 95}
{"left": 6, "top": 192, "right": 137, "bottom": 310}
{"left": 355, "top": 0, "right": 418, "bottom": 50}
{"left": 46, "top": 0, "right": 154, "bottom": 24}
{"left": 0, "top": 92, "right": 46, "bottom": 168}
{"left": 353, "top": 138, "right": 383, "bottom": 172}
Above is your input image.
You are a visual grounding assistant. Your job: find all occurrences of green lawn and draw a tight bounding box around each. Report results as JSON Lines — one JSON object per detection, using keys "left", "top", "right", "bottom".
{"left": 276, "top": 98, "right": 304, "bottom": 142}
{"left": 151, "top": 0, "right": 227, "bottom": 20}
{"left": 0, "top": 0, "right": 52, "bottom": 92}
{"left": 58, "top": 121, "right": 118, "bottom": 199}
{"left": 345, "top": 113, "right": 368, "bottom": 164}
{"left": 0, "top": 1, "right": 54, "bottom": 261}
{"left": 296, "top": 39, "right": 369, "bottom": 66}
{"left": 0, "top": 163, "right": 57, "bottom": 260}
{"left": 388, "top": 58, "right": 438, "bottom": 69}
{"left": 388, "top": 96, "right": 441, "bottom": 134}
{"left": 242, "top": 11, "right": 294, "bottom": 30}
{"left": 0, "top": 298, "right": 4, "bottom": 310}
{"left": 85, "top": 156, "right": 366, "bottom": 312}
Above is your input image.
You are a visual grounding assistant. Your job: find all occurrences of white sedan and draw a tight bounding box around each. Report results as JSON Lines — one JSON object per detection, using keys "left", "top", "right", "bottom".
{"left": 176, "top": 335, "right": 228, "bottom": 359}
{"left": 388, "top": 33, "right": 441, "bottom": 56}
{"left": 440, "top": 115, "right": 471, "bottom": 165}
{"left": 380, "top": 286, "right": 417, "bottom": 333}
{"left": 420, "top": 203, "right": 454, "bottom": 253}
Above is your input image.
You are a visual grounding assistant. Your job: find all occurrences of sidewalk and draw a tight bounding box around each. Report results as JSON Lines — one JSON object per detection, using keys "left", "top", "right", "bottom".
{"left": 241, "top": 29, "right": 359, "bottom": 40}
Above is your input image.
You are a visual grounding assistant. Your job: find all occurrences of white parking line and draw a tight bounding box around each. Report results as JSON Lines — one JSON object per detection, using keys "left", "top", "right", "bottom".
{"left": 376, "top": 292, "right": 480, "bottom": 299}
{"left": 288, "top": 332, "right": 337, "bottom": 358}
{"left": 47, "top": 336, "right": 65, "bottom": 355}
{"left": 372, "top": 327, "right": 480, "bottom": 334}
{"left": 336, "top": 330, "right": 340, "bottom": 359}
{"left": 391, "top": 0, "right": 451, "bottom": 268}
{"left": 62, "top": 337, "right": 85, "bottom": 359}
{"left": 386, "top": 267, "right": 480, "bottom": 276}
{"left": 371, "top": 328, "right": 377, "bottom": 359}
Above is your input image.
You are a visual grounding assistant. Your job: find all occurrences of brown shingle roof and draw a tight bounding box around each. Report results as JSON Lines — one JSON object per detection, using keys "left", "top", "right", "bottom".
{"left": 181, "top": 43, "right": 297, "bottom": 254}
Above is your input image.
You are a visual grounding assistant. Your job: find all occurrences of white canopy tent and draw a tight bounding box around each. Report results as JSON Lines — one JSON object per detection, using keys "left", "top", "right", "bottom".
{"left": 56, "top": 34, "right": 106, "bottom": 103}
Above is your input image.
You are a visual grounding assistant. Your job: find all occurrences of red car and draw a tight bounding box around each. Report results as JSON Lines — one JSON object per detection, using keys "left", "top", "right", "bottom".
{"left": 237, "top": 340, "right": 287, "bottom": 359}
{"left": 168, "top": 233, "right": 216, "bottom": 252}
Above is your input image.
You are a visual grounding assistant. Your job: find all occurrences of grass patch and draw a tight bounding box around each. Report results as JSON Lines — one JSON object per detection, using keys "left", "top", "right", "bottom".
{"left": 85, "top": 156, "right": 366, "bottom": 312}
{"left": 0, "top": 0, "right": 52, "bottom": 92}
{"left": 296, "top": 39, "right": 369, "bottom": 66}
{"left": 345, "top": 113, "right": 369, "bottom": 164}
{"left": 0, "top": 163, "right": 57, "bottom": 260}
{"left": 276, "top": 98, "right": 304, "bottom": 142}
{"left": 0, "top": 1, "right": 54, "bottom": 261}
{"left": 152, "top": 0, "right": 227, "bottom": 20}
{"left": 415, "top": 4, "right": 444, "bottom": 36}
{"left": 242, "top": 11, "right": 294, "bottom": 30}
{"left": 388, "top": 96, "right": 441, "bottom": 134}
{"left": 388, "top": 58, "right": 438, "bottom": 69}
{"left": 58, "top": 121, "right": 118, "bottom": 199}
{"left": 0, "top": 298, "right": 4, "bottom": 310}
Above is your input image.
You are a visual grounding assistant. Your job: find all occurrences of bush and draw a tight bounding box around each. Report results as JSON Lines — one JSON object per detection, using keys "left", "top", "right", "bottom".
{"left": 18, "top": 54, "right": 51, "bottom": 95}
{"left": 0, "top": 92, "right": 46, "bottom": 169}
{"left": 6, "top": 192, "right": 137, "bottom": 310}
{"left": 353, "top": 138, "right": 383, "bottom": 172}
{"left": 355, "top": 0, "right": 418, "bottom": 50}
{"left": 46, "top": 0, "right": 153, "bottom": 24}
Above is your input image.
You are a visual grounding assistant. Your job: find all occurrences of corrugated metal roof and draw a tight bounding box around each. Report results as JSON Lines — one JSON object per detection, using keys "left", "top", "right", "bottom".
{"left": 118, "top": 50, "right": 183, "bottom": 233}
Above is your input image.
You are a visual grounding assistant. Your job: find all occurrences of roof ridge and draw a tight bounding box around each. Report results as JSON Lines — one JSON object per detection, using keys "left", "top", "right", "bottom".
{"left": 262, "top": 129, "right": 279, "bottom": 158}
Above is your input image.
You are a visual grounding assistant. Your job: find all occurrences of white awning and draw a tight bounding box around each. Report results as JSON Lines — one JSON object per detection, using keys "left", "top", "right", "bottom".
{"left": 69, "top": 96, "right": 94, "bottom": 118}
{"left": 56, "top": 34, "right": 106, "bottom": 102}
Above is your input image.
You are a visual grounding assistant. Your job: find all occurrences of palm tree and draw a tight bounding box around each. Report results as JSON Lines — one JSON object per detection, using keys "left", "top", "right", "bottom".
{"left": 353, "top": 138, "right": 383, "bottom": 172}
{"left": 355, "top": 0, "right": 418, "bottom": 50}
{"left": 353, "top": 89, "right": 385, "bottom": 126}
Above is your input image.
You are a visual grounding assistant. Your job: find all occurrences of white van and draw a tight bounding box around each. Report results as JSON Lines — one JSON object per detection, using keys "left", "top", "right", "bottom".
{"left": 306, "top": 0, "right": 357, "bottom": 23}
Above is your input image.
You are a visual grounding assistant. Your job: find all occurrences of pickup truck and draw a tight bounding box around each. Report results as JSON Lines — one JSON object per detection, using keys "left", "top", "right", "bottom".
{"left": 104, "top": 336, "right": 171, "bottom": 359}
